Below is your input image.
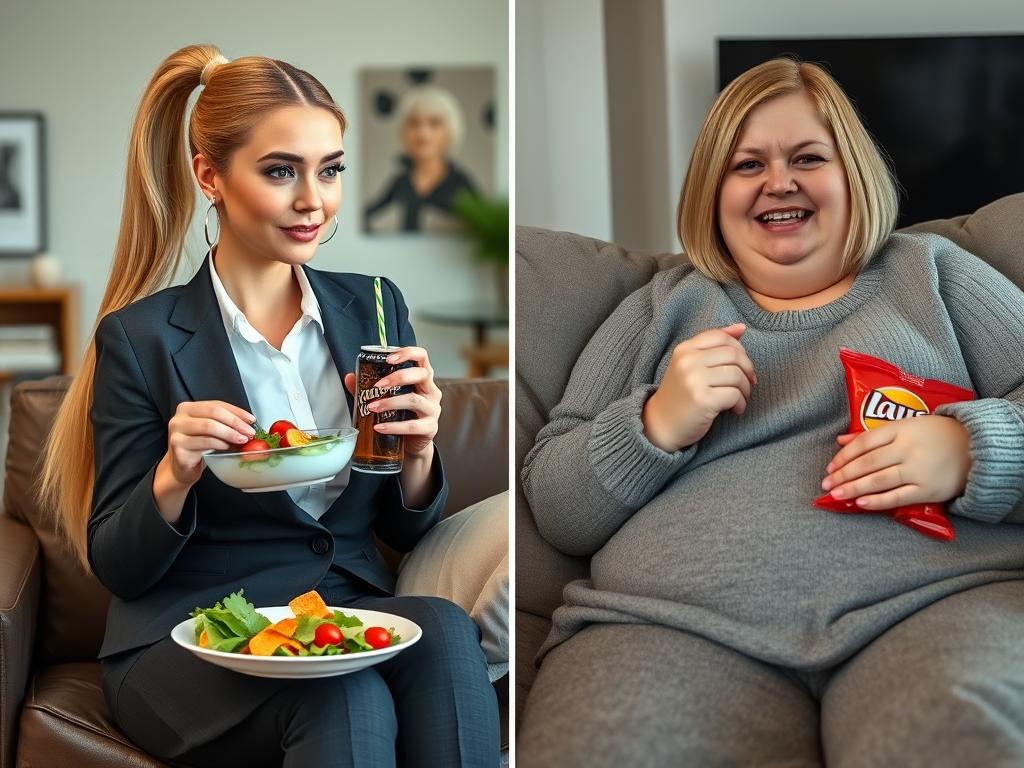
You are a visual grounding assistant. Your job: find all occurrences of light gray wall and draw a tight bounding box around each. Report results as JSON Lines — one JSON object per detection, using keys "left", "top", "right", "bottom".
{"left": 515, "top": 0, "right": 612, "bottom": 240}
{"left": 604, "top": 0, "right": 671, "bottom": 253}
{"left": 0, "top": 0, "right": 508, "bottom": 378}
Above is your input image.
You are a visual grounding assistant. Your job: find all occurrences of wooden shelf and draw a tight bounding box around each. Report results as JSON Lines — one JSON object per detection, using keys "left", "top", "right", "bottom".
{"left": 461, "top": 342, "right": 509, "bottom": 379}
{"left": 0, "top": 283, "right": 79, "bottom": 377}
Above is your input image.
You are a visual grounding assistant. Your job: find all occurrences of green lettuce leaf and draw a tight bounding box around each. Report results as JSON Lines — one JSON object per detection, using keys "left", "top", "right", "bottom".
{"left": 307, "top": 641, "right": 345, "bottom": 656}
{"left": 222, "top": 591, "right": 271, "bottom": 635}
{"left": 188, "top": 589, "right": 270, "bottom": 651}
{"left": 201, "top": 608, "right": 252, "bottom": 638}
{"left": 295, "top": 442, "right": 333, "bottom": 456}
{"left": 212, "top": 636, "right": 249, "bottom": 653}
{"left": 345, "top": 632, "right": 374, "bottom": 652}
{"left": 201, "top": 615, "right": 230, "bottom": 646}
{"left": 253, "top": 426, "right": 281, "bottom": 449}
{"left": 239, "top": 453, "right": 284, "bottom": 470}
{"left": 293, "top": 614, "right": 323, "bottom": 645}
{"left": 328, "top": 610, "right": 364, "bottom": 629}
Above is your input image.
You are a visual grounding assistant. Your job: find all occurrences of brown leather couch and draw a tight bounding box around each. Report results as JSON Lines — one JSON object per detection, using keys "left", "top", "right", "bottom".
{"left": 515, "top": 193, "right": 1024, "bottom": 735}
{"left": 0, "top": 375, "right": 508, "bottom": 767}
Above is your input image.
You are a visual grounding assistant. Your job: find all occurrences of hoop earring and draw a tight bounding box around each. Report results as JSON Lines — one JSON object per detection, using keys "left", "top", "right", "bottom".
{"left": 204, "top": 199, "right": 220, "bottom": 248}
{"left": 318, "top": 214, "right": 339, "bottom": 244}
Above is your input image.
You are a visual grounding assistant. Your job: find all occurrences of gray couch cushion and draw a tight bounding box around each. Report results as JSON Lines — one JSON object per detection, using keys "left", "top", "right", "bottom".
{"left": 901, "top": 192, "right": 1024, "bottom": 289}
{"left": 514, "top": 229, "right": 684, "bottom": 620}
{"left": 515, "top": 228, "right": 686, "bottom": 422}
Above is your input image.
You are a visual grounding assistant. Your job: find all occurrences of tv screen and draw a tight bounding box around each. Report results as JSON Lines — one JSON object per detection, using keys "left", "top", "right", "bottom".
{"left": 718, "top": 35, "right": 1024, "bottom": 228}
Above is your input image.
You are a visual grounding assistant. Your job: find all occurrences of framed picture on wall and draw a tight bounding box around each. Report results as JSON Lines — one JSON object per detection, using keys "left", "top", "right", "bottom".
{"left": 0, "top": 112, "right": 46, "bottom": 257}
{"left": 360, "top": 67, "right": 496, "bottom": 235}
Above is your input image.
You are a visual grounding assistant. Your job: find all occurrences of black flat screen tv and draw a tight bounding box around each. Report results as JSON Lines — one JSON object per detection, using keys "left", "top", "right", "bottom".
{"left": 718, "top": 35, "right": 1024, "bottom": 228}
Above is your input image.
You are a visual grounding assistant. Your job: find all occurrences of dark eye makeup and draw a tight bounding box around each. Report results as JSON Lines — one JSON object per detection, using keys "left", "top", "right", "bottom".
{"left": 264, "top": 162, "right": 346, "bottom": 180}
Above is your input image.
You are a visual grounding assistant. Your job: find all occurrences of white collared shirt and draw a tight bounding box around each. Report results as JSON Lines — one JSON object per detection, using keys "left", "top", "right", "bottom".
{"left": 207, "top": 251, "right": 351, "bottom": 519}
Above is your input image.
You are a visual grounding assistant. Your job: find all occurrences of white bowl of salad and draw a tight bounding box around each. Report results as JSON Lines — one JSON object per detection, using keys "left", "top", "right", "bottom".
{"left": 203, "top": 422, "right": 358, "bottom": 493}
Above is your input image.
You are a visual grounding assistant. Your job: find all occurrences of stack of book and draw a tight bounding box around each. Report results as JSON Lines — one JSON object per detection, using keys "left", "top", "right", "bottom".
{"left": 0, "top": 325, "right": 61, "bottom": 377}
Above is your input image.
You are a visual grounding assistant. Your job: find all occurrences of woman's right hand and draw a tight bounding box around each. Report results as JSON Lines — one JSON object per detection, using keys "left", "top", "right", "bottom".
{"left": 641, "top": 323, "right": 757, "bottom": 452}
{"left": 162, "top": 400, "right": 256, "bottom": 489}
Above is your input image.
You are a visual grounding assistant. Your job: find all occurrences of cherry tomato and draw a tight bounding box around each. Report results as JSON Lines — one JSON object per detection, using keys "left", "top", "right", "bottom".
{"left": 269, "top": 419, "right": 298, "bottom": 447}
{"left": 313, "top": 622, "right": 343, "bottom": 647}
{"left": 364, "top": 627, "right": 392, "bottom": 650}
{"left": 239, "top": 439, "right": 271, "bottom": 461}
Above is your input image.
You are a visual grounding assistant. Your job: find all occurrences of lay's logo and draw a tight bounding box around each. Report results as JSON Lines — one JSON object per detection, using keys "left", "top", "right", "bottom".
{"left": 860, "top": 387, "right": 929, "bottom": 430}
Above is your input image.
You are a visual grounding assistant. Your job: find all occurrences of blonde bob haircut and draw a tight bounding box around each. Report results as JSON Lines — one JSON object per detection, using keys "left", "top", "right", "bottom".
{"left": 396, "top": 85, "right": 465, "bottom": 155}
{"left": 677, "top": 57, "right": 898, "bottom": 283}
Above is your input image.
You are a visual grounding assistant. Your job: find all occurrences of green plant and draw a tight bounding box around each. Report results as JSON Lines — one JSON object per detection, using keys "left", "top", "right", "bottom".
{"left": 451, "top": 190, "right": 509, "bottom": 265}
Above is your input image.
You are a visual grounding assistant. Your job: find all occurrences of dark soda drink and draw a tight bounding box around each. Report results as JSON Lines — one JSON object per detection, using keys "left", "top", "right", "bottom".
{"left": 352, "top": 345, "right": 411, "bottom": 473}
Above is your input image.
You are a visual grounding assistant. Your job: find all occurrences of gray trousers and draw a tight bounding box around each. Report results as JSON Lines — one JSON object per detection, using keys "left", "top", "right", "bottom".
{"left": 517, "top": 581, "right": 1024, "bottom": 767}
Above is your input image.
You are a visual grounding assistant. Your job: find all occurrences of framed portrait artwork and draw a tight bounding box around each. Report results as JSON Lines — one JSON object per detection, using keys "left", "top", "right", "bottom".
{"left": 0, "top": 112, "right": 46, "bottom": 257}
{"left": 360, "top": 67, "right": 496, "bottom": 235}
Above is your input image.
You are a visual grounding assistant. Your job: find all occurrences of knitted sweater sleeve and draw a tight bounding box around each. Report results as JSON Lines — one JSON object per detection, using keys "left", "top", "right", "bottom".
{"left": 931, "top": 237, "right": 1024, "bottom": 524}
{"left": 521, "top": 272, "right": 697, "bottom": 556}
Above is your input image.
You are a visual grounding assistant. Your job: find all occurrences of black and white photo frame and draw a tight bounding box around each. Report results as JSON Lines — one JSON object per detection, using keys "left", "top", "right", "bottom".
{"left": 0, "top": 112, "right": 46, "bottom": 257}
{"left": 360, "top": 67, "right": 496, "bottom": 235}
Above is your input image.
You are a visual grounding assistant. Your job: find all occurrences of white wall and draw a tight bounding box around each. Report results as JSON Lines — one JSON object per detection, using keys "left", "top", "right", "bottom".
{"left": 515, "top": 0, "right": 612, "bottom": 240}
{"left": 0, "top": 0, "right": 508, "bottom": 378}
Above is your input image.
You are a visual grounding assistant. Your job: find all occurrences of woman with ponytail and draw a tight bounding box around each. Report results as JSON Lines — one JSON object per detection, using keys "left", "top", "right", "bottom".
{"left": 35, "top": 44, "right": 497, "bottom": 767}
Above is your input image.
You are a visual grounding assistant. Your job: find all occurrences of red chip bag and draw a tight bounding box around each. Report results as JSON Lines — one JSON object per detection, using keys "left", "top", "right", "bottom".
{"left": 814, "top": 348, "right": 974, "bottom": 542}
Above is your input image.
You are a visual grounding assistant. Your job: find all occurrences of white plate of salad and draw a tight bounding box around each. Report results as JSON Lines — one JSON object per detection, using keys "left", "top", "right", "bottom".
{"left": 170, "top": 589, "right": 421, "bottom": 679}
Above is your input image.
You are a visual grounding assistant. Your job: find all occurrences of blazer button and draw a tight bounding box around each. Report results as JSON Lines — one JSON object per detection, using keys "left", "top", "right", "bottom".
{"left": 311, "top": 536, "right": 331, "bottom": 555}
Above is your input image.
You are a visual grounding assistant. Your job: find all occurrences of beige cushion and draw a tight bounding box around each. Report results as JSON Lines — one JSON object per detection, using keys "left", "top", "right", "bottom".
{"left": 396, "top": 491, "right": 509, "bottom": 682}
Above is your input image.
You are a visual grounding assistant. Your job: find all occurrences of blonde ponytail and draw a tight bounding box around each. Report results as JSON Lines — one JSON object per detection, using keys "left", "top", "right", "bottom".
{"left": 37, "top": 44, "right": 347, "bottom": 569}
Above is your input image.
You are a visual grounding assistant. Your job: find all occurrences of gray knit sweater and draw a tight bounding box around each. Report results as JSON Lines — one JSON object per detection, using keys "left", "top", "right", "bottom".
{"left": 522, "top": 232, "right": 1024, "bottom": 671}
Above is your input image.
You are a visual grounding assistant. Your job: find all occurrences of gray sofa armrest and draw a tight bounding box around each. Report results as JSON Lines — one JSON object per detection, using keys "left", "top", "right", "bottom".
{"left": 0, "top": 514, "right": 41, "bottom": 768}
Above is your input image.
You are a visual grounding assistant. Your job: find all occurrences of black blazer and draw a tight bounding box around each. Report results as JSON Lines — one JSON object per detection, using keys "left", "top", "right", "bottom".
{"left": 88, "top": 256, "right": 447, "bottom": 659}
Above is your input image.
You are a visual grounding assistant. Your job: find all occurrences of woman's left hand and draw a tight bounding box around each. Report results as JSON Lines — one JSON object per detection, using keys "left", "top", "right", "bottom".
{"left": 343, "top": 346, "right": 442, "bottom": 461}
{"left": 821, "top": 414, "right": 972, "bottom": 510}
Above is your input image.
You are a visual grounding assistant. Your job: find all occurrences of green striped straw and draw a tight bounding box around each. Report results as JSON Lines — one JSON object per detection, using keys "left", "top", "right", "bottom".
{"left": 374, "top": 276, "right": 388, "bottom": 347}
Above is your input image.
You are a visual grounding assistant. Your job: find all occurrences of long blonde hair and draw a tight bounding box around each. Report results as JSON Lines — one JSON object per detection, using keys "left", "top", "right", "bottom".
{"left": 37, "top": 44, "right": 347, "bottom": 569}
{"left": 677, "top": 57, "right": 898, "bottom": 283}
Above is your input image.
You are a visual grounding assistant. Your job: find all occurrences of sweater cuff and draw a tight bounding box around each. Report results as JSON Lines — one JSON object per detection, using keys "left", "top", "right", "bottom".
{"left": 935, "top": 399, "right": 1024, "bottom": 524}
{"left": 587, "top": 385, "right": 697, "bottom": 506}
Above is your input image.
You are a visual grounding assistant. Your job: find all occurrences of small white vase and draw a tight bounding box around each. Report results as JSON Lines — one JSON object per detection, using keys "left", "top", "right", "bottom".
{"left": 29, "top": 252, "right": 62, "bottom": 287}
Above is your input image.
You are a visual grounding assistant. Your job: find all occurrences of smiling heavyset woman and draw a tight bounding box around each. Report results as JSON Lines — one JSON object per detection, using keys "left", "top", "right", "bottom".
{"left": 718, "top": 90, "right": 855, "bottom": 310}
{"left": 520, "top": 56, "right": 1024, "bottom": 767}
